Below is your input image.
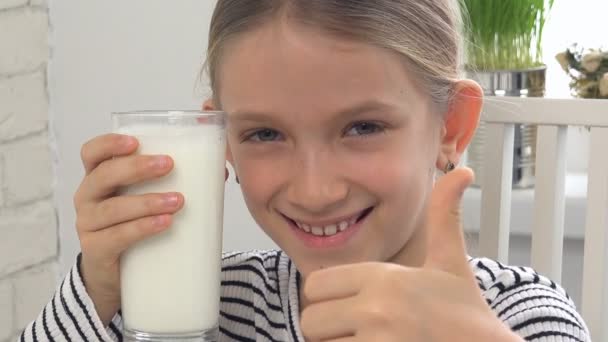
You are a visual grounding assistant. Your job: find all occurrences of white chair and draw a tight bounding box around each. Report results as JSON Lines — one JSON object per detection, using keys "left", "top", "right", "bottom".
{"left": 476, "top": 96, "right": 608, "bottom": 342}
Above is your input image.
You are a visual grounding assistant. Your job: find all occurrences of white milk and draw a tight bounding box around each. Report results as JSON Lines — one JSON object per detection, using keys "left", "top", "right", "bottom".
{"left": 117, "top": 123, "right": 225, "bottom": 334}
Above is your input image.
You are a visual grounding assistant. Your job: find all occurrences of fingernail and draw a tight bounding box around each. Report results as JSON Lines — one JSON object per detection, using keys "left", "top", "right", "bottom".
{"left": 163, "top": 194, "right": 180, "bottom": 207}
{"left": 121, "top": 136, "right": 136, "bottom": 148}
{"left": 153, "top": 215, "right": 169, "bottom": 227}
{"left": 151, "top": 156, "right": 169, "bottom": 169}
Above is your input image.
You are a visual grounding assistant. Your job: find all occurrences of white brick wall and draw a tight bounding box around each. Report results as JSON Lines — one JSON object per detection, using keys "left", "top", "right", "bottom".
{"left": 0, "top": 1, "right": 57, "bottom": 341}
{"left": 0, "top": 155, "right": 4, "bottom": 208}
{"left": 3, "top": 135, "right": 54, "bottom": 205}
{"left": 0, "top": 7, "right": 48, "bottom": 74}
{"left": 28, "top": 0, "right": 47, "bottom": 8}
{"left": 0, "top": 201, "right": 57, "bottom": 276}
{"left": 0, "top": 0, "right": 27, "bottom": 11}
{"left": 0, "top": 71, "right": 49, "bottom": 143}
{"left": 0, "top": 281, "right": 13, "bottom": 341}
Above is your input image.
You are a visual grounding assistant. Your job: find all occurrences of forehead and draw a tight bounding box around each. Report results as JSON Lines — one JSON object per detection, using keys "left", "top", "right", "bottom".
{"left": 217, "top": 19, "right": 426, "bottom": 114}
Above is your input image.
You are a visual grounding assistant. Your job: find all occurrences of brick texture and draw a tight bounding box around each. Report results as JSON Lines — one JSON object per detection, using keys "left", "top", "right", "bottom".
{"left": 0, "top": 200, "right": 57, "bottom": 277}
{"left": 28, "top": 0, "right": 47, "bottom": 8}
{"left": 2, "top": 134, "right": 53, "bottom": 205}
{"left": 0, "top": 1, "right": 55, "bottom": 339}
{"left": 0, "top": 0, "right": 27, "bottom": 10}
{"left": 0, "top": 155, "right": 4, "bottom": 207}
{"left": 0, "top": 71, "right": 48, "bottom": 142}
{"left": 0, "top": 8, "right": 48, "bottom": 75}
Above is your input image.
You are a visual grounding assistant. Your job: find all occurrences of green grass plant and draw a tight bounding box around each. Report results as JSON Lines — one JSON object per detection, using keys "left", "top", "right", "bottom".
{"left": 461, "top": 0, "right": 554, "bottom": 70}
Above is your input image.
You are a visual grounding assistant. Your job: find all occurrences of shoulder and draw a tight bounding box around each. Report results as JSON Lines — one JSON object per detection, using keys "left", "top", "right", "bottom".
{"left": 469, "top": 257, "right": 590, "bottom": 341}
{"left": 221, "top": 250, "right": 282, "bottom": 283}
{"left": 222, "top": 249, "right": 281, "bottom": 268}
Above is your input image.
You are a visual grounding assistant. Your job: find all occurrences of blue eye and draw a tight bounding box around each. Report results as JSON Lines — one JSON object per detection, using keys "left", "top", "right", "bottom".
{"left": 345, "top": 122, "right": 384, "bottom": 136}
{"left": 247, "top": 129, "right": 282, "bottom": 142}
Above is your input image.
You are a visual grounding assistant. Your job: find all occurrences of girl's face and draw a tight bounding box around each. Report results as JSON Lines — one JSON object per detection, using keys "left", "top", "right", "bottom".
{"left": 216, "top": 20, "right": 449, "bottom": 276}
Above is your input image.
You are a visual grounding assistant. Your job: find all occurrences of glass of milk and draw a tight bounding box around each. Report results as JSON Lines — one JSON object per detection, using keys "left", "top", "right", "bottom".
{"left": 112, "top": 110, "right": 226, "bottom": 342}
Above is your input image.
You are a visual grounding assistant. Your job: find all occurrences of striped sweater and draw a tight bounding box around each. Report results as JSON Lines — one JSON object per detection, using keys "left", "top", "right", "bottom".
{"left": 21, "top": 250, "right": 590, "bottom": 341}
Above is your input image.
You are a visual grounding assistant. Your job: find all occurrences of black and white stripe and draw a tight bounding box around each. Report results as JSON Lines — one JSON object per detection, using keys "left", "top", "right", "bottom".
{"left": 470, "top": 257, "right": 589, "bottom": 341}
{"left": 21, "top": 252, "right": 590, "bottom": 341}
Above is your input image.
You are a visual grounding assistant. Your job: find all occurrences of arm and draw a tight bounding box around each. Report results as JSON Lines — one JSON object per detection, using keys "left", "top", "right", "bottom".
{"left": 475, "top": 258, "right": 590, "bottom": 341}
{"left": 19, "top": 255, "right": 122, "bottom": 342}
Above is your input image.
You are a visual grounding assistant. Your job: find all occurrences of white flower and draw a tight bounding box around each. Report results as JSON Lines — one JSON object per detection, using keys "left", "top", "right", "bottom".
{"left": 581, "top": 51, "right": 602, "bottom": 73}
{"left": 555, "top": 51, "right": 569, "bottom": 72}
{"left": 599, "top": 73, "right": 608, "bottom": 97}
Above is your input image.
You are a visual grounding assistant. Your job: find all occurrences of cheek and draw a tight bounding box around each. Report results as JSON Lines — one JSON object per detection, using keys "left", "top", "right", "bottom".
{"left": 348, "top": 138, "right": 433, "bottom": 198}
{"left": 357, "top": 137, "right": 435, "bottom": 238}
{"left": 229, "top": 145, "right": 286, "bottom": 208}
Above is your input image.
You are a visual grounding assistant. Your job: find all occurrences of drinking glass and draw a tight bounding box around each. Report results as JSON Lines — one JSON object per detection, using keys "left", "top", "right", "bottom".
{"left": 112, "top": 110, "right": 226, "bottom": 342}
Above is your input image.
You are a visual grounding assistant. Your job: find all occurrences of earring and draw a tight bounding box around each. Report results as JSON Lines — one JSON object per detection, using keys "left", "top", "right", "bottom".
{"left": 444, "top": 160, "right": 456, "bottom": 173}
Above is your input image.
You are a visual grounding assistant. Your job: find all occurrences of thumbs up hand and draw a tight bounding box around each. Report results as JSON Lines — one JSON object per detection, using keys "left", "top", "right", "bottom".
{"left": 300, "top": 168, "right": 523, "bottom": 341}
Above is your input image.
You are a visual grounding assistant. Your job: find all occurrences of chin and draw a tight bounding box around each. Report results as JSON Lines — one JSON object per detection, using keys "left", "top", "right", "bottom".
{"left": 288, "top": 246, "right": 381, "bottom": 276}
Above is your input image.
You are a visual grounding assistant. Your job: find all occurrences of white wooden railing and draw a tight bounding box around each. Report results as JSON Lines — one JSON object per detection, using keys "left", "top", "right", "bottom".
{"left": 477, "top": 96, "right": 608, "bottom": 341}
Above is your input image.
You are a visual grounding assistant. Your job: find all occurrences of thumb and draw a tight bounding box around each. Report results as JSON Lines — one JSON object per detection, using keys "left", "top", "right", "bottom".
{"left": 423, "top": 167, "right": 474, "bottom": 279}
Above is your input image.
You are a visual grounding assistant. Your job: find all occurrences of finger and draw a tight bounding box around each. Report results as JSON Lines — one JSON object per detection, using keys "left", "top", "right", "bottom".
{"left": 303, "top": 263, "right": 376, "bottom": 303}
{"left": 89, "top": 214, "right": 173, "bottom": 258}
{"left": 77, "top": 154, "right": 173, "bottom": 202}
{"left": 423, "top": 167, "right": 474, "bottom": 279}
{"left": 300, "top": 297, "right": 358, "bottom": 341}
{"left": 325, "top": 337, "right": 357, "bottom": 342}
{"left": 81, "top": 134, "right": 139, "bottom": 174}
{"left": 77, "top": 192, "right": 184, "bottom": 232}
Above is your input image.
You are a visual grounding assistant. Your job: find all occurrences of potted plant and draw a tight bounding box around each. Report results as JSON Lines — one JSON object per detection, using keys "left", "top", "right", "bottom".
{"left": 556, "top": 45, "right": 608, "bottom": 99}
{"left": 460, "top": 0, "right": 554, "bottom": 188}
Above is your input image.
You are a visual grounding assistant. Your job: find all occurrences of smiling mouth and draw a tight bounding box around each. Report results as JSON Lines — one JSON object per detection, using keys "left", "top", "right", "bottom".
{"left": 283, "top": 207, "right": 374, "bottom": 237}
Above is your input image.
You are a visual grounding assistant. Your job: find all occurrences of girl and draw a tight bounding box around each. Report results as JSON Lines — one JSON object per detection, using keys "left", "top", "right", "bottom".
{"left": 23, "top": 0, "right": 589, "bottom": 341}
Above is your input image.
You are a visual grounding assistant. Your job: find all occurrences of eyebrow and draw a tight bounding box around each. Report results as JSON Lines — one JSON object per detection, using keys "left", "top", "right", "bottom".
{"left": 229, "top": 100, "right": 396, "bottom": 122}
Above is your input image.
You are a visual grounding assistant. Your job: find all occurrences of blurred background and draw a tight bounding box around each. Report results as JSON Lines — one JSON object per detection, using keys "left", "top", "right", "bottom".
{"left": 0, "top": 0, "right": 606, "bottom": 340}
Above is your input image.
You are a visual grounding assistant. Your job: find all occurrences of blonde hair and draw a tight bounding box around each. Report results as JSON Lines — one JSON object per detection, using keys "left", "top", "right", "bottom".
{"left": 205, "top": 0, "right": 464, "bottom": 113}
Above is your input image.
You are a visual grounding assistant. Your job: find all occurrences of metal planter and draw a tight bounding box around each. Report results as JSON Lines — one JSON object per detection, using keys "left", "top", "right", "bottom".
{"left": 466, "top": 67, "right": 546, "bottom": 188}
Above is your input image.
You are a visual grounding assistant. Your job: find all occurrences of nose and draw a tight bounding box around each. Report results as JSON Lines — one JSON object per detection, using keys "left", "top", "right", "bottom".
{"left": 285, "top": 150, "right": 349, "bottom": 214}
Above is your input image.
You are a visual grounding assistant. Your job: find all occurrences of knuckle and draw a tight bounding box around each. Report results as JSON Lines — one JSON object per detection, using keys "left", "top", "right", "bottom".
{"left": 73, "top": 189, "right": 83, "bottom": 209}
{"left": 376, "top": 264, "right": 406, "bottom": 290}
{"left": 136, "top": 216, "right": 155, "bottom": 233}
{"left": 302, "top": 272, "right": 323, "bottom": 299}
{"left": 75, "top": 214, "right": 91, "bottom": 232}
{"left": 143, "top": 195, "right": 160, "bottom": 212}
{"left": 134, "top": 156, "right": 151, "bottom": 179}
{"left": 360, "top": 300, "right": 391, "bottom": 327}
{"left": 302, "top": 280, "right": 315, "bottom": 299}
{"left": 97, "top": 199, "right": 116, "bottom": 220}
{"left": 111, "top": 133, "right": 124, "bottom": 144}
{"left": 79, "top": 234, "right": 94, "bottom": 253}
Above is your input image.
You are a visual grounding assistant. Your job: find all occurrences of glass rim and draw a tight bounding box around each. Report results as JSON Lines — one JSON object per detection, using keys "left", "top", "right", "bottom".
{"left": 111, "top": 110, "right": 225, "bottom": 117}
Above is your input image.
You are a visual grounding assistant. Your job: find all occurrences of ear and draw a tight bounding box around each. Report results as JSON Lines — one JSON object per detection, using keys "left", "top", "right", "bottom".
{"left": 436, "top": 79, "right": 483, "bottom": 170}
{"left": 202, "top": 99, "right": 235, "bottom": 167}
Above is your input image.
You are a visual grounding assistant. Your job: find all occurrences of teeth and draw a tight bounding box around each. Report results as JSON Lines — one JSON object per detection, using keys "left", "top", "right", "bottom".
{"left": 311, "top": 226, "right": 324, "bottom": 236}
{"left": 324, "top": 224, "right": 337, "bottom": 236}
{"left": 293, "top": 209, "right": 371, "bottom": 236}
